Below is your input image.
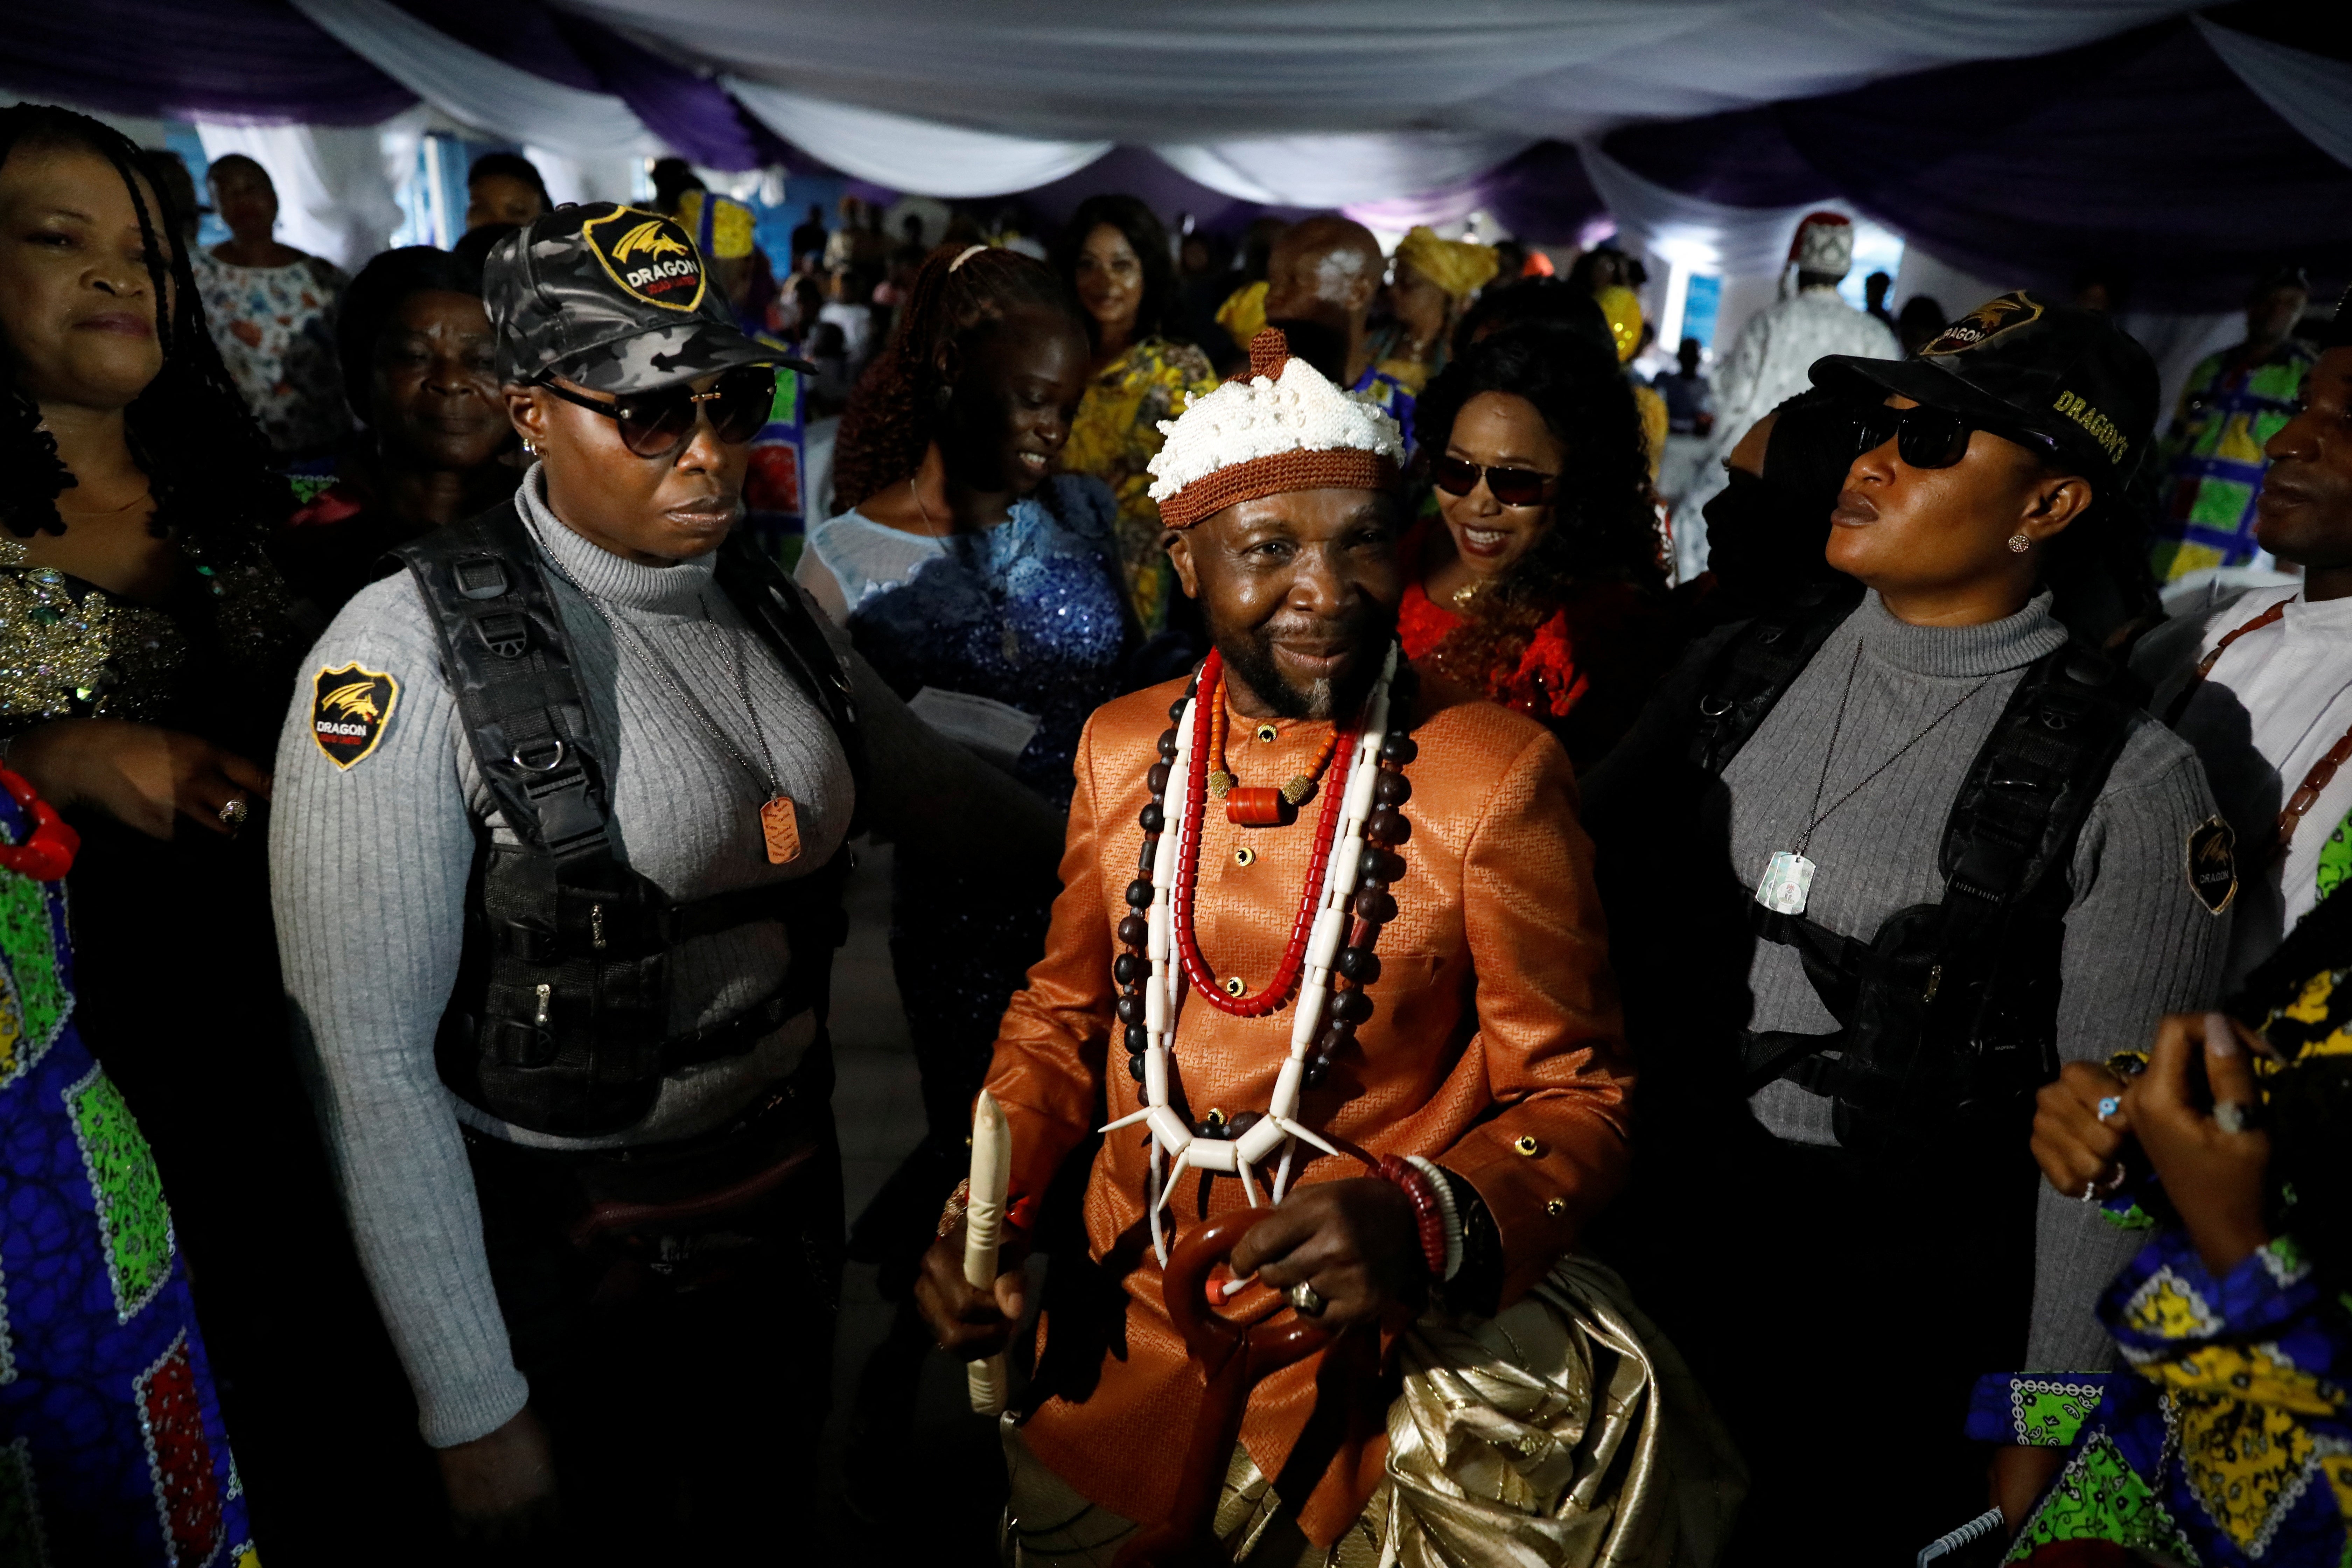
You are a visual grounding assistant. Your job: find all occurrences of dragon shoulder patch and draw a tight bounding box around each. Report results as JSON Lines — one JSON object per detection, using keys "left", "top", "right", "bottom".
{"left": 2186, "top": 815, "right": 2238, "bottom": 915}
{"left": 311, "top": 663, "right": 399, "bottom": 770}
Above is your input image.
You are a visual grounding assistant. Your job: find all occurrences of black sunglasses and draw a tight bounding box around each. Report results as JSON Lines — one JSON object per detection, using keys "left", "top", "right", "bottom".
{"left": 538, "top": 367, "right": 776, "bottom": 458}
{"left": 1853, "top": 401, "right": 2060, "bottom": 471}
{"left": 1431, "top": 455, "right": 1556, "bottom": 507}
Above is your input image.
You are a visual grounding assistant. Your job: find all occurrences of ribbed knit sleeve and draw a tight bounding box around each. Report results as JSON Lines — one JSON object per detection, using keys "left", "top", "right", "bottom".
{"left": 2026, "top": 724, "right": 2231, "bottom": 1372}
{"left": 268, "top": 577, "right": 529, "bottom": 1449}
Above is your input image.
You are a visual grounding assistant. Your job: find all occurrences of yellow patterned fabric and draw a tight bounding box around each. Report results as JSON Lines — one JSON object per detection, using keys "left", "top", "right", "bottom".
{"left": 1217, "top": 282, "right": 1269, "bottom": 356}
{"left": 674, "top": 190, "right": 756, "bottom": 260}
{"left": 1060, "top": 336, "right": 1219, "bottom": 635}
{"left": 1393, "top": 227, "right": 1499, "bottom": 306}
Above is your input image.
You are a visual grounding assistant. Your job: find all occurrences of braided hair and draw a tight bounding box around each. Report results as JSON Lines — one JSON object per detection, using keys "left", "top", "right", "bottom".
{"left": 0, "top": 104, "right": 286, "bottom": 556}
{"left": 832, "top": 243, "right": 1085, "bottom": 513}
{"left": 1411, "top": 321, "right": 1665, "bottom": 694}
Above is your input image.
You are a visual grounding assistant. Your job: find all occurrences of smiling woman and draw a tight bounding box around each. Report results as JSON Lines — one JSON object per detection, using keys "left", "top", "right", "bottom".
{"left": 273, "top": 244, "right": 513, "bottom": 620}
{"left": 0, "top": 101, "right": 431, "bottom": 1552}
{"left": 1401, "top": 320, "right": 1671, "bottom": 771}
{"left": 803, "top": 242, "right": 1132, "bottom": 1500}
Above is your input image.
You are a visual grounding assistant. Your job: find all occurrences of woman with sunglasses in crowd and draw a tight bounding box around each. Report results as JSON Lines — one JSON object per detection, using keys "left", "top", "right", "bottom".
{"left": 1580, "top": 296, "right": 2230, "bottom": 1560}
{"left": 1399, "top": 321, "right": 1670, "bottom": 771}
{"left": 799, "top": 241, "right": 1128, "bottom": 1507}
{"left": 272, "top": 206, "right": 1063, "bottom": 1555}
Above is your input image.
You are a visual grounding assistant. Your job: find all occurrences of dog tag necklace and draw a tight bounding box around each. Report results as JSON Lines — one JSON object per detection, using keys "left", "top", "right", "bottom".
{"left": 1757, "top": 640, "right": 1989, "bottom": 916}
{"left": 608, "top": 607, "right": 802, "bottom": 864}
{"left": 528, "top": 522, "right": 803, "bottom": 863}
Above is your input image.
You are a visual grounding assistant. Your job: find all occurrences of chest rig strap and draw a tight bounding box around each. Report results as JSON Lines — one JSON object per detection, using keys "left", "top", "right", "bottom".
{"left": 1692, "top": 594, "right": 2140, "bottom": 1131}
{"left": 400, "top": 503, "right": 863, "bottom": 1137}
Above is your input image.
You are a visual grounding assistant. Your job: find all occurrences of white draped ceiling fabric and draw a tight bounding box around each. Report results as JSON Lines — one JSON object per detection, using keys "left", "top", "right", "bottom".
{"left": 558, "top": 0, "right": 2215, "bottom": 202}
{"left": 292, "top": 0, "right": 661, "bottom": 159}
{"left": 2194, "top": 18, "right": 2352, "bottom": 173}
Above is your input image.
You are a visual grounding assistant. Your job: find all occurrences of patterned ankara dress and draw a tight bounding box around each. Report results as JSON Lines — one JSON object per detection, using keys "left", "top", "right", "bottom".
{"left": 0, "top": 769, "right": 257, "bottom": 1567}
{"left": 2149, "top": 338, "right": 2320, "bottom": 583}
{"left": 805, "top": 476, "right": 1130, "bottom": 1269}
{"left": 1971, "top": 948, "right": 2352, "bottom": 1567}
{"left": 1059, "top": 337, "right": 1219, "bottom": 637}
{"left": 189, "top": 253, "right": 351, "bottom": 462}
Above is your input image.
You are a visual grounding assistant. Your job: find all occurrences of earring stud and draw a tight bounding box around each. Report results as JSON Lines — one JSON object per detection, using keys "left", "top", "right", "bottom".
{"left": 2007, "top": 533, "right": 2030, "bottom": 554}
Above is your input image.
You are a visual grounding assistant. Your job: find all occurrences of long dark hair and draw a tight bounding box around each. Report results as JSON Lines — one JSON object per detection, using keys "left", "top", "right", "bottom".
{"left": 832, "top": 243, "right": 1084, "bottom": 512}
{"left": 0, "top": 104, "right": 285, "bottom": 561}
{"left": 1412, "top": 322, "right": 1665, "bottom": 688}
{"left": 1052, "top": 194, "right": 1178, "bottom": 352}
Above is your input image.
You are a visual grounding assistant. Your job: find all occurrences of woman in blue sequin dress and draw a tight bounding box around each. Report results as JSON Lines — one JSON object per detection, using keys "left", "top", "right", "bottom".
{"left": 800, "top": 244, "right": 1129, "bottom": 1281}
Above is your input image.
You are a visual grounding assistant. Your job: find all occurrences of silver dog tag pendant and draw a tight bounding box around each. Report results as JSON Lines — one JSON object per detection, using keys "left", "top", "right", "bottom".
{"left": 1756, "top": 851, "right": 1816, "bottom": 916}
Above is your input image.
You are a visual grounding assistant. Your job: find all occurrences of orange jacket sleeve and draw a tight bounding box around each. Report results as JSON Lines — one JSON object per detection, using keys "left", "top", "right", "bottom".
{"left": 984, "top": 714, "right": 1117, "bottom": 1213}
{"left": 1435, "top": 728, "right": 1635, "bottom": 1303}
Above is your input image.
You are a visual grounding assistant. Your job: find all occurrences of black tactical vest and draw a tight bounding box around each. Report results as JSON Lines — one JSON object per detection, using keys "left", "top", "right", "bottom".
{"left": 398, "top": 501, "right": 864, "bottom": 1137}
{"left": 1689, "top": 582, "right": 2141, "bottom": 1147}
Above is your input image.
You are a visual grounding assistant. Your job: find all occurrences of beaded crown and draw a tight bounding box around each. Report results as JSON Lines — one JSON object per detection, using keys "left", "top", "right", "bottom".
{"left": 1146, "top": 327, "right": 1404, "bottom": 530}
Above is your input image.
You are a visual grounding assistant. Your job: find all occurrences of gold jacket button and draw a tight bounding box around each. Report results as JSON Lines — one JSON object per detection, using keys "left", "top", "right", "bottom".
{"left": 1234, "top": 846, "right": 1256, "bottom": 867}
{"left": 1513, "top": 1135, "right": 1541, "bottom": 1157}
{"left": 1255, "top": 722, "right": 1278, "bottom": 744}
{"left": 1224, "top": 976, "right": 1246, "bottom": 997}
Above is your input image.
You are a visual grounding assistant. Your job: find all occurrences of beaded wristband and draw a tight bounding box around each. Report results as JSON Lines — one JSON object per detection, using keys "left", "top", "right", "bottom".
{"left": 936, "top": 1177, "right": 971, "bottom": 1240}
{"left": 1402, "top": 1156, "right": 1464, "bottom": 1282}
{"left": 1376, "top": 1155, "right": 1449, "bottom": 1282}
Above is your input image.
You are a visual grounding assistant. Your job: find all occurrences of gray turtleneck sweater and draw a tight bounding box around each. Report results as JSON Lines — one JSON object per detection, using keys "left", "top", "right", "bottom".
{"left": 271, "top": 470, "right": 1058, "bottom": 1447}
{"left": 1720, "top": 590, "right": 2226, "bottom": 1371}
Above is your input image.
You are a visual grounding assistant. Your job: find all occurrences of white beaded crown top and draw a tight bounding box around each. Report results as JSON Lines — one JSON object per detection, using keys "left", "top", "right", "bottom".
{"left": 1146, "top": 327, "right": 1404, "bottom": 530}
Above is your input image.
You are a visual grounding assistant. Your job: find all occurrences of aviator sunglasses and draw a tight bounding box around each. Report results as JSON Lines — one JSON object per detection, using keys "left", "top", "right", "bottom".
{"left": 537, "top": 366, "right": 777, "bottom": 458}
{"left": 1430, "top": 455, "right": 1558, "bottom": 507}
{"left": 1852, "top": 401, "right": 2060, "bottom": 471}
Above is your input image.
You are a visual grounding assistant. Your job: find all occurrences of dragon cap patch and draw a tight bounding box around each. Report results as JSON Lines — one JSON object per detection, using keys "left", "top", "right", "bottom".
{"left": 2186, "top": 815, "right": 2239, "bottom": 915}
{"left": 581, "top": 207, "right": 706, "bottom": 314}
{"left": 311, "top": 663, "right": 398, "bottom": 770}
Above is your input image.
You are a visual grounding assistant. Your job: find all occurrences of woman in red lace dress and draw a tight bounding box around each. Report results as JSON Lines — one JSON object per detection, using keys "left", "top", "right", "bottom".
{"left": 1401, "top": 321, "right": 1672, "bottom": 770}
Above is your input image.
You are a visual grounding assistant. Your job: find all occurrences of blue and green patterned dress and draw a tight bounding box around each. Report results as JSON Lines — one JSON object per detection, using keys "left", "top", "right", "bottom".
{"left": 0, "top": 778, "right": 255, "bottom": 1567}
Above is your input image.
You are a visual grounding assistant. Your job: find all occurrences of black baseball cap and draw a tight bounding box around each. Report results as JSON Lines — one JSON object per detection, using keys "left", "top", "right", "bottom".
{"left": 1811, "top": 291, "right": 2159, "bottom": 487}
{"left": 485, "top": 202, "right": 812, "bottom": 396}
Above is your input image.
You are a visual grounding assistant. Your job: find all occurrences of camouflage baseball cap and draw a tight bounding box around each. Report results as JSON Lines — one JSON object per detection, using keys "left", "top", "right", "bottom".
{"left": 1811, "top": 291, "right": 2158, "bottom": 485}
{"left": 486, "top": 202, "right": 812, "bottom": 395}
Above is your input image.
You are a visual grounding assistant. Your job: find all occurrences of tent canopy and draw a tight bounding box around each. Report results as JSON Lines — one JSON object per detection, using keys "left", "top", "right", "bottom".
{"left": 3, "top": 0, "right": 2345, "bottom": 307}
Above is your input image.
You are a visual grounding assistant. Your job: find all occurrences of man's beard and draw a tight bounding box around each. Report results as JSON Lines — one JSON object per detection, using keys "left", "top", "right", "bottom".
{"left": 1214, "top": 600, "right": 1398, "bottom": 723}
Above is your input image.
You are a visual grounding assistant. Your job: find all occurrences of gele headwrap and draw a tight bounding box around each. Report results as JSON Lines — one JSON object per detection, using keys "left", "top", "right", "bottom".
{"left": 1393, "top": 225, "right": 1499, "bottom": 306}
{"left": 1146, "top": 327, "right": 1404, "bottom": 530}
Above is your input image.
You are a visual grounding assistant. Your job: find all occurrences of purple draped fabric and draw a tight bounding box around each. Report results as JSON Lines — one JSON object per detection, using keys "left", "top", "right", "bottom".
{"left": 552, "top": 14, "right": 765, "bottom": 170}
{"left": 393, "top": 0, "right": 765, "bottom": 169}
{"left": 1778, "top": 22, "right": 2352, "bottom": 310}
{"left": 1597, "top": 20, "right": 2352, "bottom": 311}
{"left": 0, "top": 0, "right": 414, "bottom": 125}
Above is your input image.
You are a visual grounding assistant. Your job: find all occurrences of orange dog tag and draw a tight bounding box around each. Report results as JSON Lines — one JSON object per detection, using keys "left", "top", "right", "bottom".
{"left": 760, "top": 796, "right": 802, "bottom": 864}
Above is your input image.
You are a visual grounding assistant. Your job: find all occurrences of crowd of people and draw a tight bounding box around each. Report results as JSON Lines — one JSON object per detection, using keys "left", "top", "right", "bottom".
{"left": 0, "top": 96, "right": 2347, "bottom": 1568}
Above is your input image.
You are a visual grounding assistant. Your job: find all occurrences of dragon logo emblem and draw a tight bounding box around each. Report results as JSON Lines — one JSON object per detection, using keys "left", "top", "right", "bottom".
{"left": 583, "top": 206, "right": 706, "bottom": 313}
{"left": 310, "top": 663, "right": 399, "bottom": 770}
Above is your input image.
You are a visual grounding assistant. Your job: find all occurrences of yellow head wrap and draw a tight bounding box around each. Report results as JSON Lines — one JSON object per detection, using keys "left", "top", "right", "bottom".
{"left": 675, "top": 190, "right": 756, "bottom": 261}
{"left": 1392, "top": 226, "right": 1500, "bottom": 305}
{"left": 1596, "top": 285, "right": 1644, "bottom": 366}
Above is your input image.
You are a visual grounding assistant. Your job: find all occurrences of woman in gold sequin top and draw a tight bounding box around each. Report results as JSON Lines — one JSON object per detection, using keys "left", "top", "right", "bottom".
{"left": 0, "top": 104, "right": 422, "bottom": 1549}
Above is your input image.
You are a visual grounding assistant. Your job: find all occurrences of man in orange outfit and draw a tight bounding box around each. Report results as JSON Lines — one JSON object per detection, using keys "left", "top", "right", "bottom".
{"left": 917, "top": 330, "right": 1633, "bottom": 1562}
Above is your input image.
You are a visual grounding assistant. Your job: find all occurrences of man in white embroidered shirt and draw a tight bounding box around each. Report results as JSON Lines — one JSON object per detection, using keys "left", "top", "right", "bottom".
{"left": 2136, "top": 287, "right": 2352, "bottom": 983}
